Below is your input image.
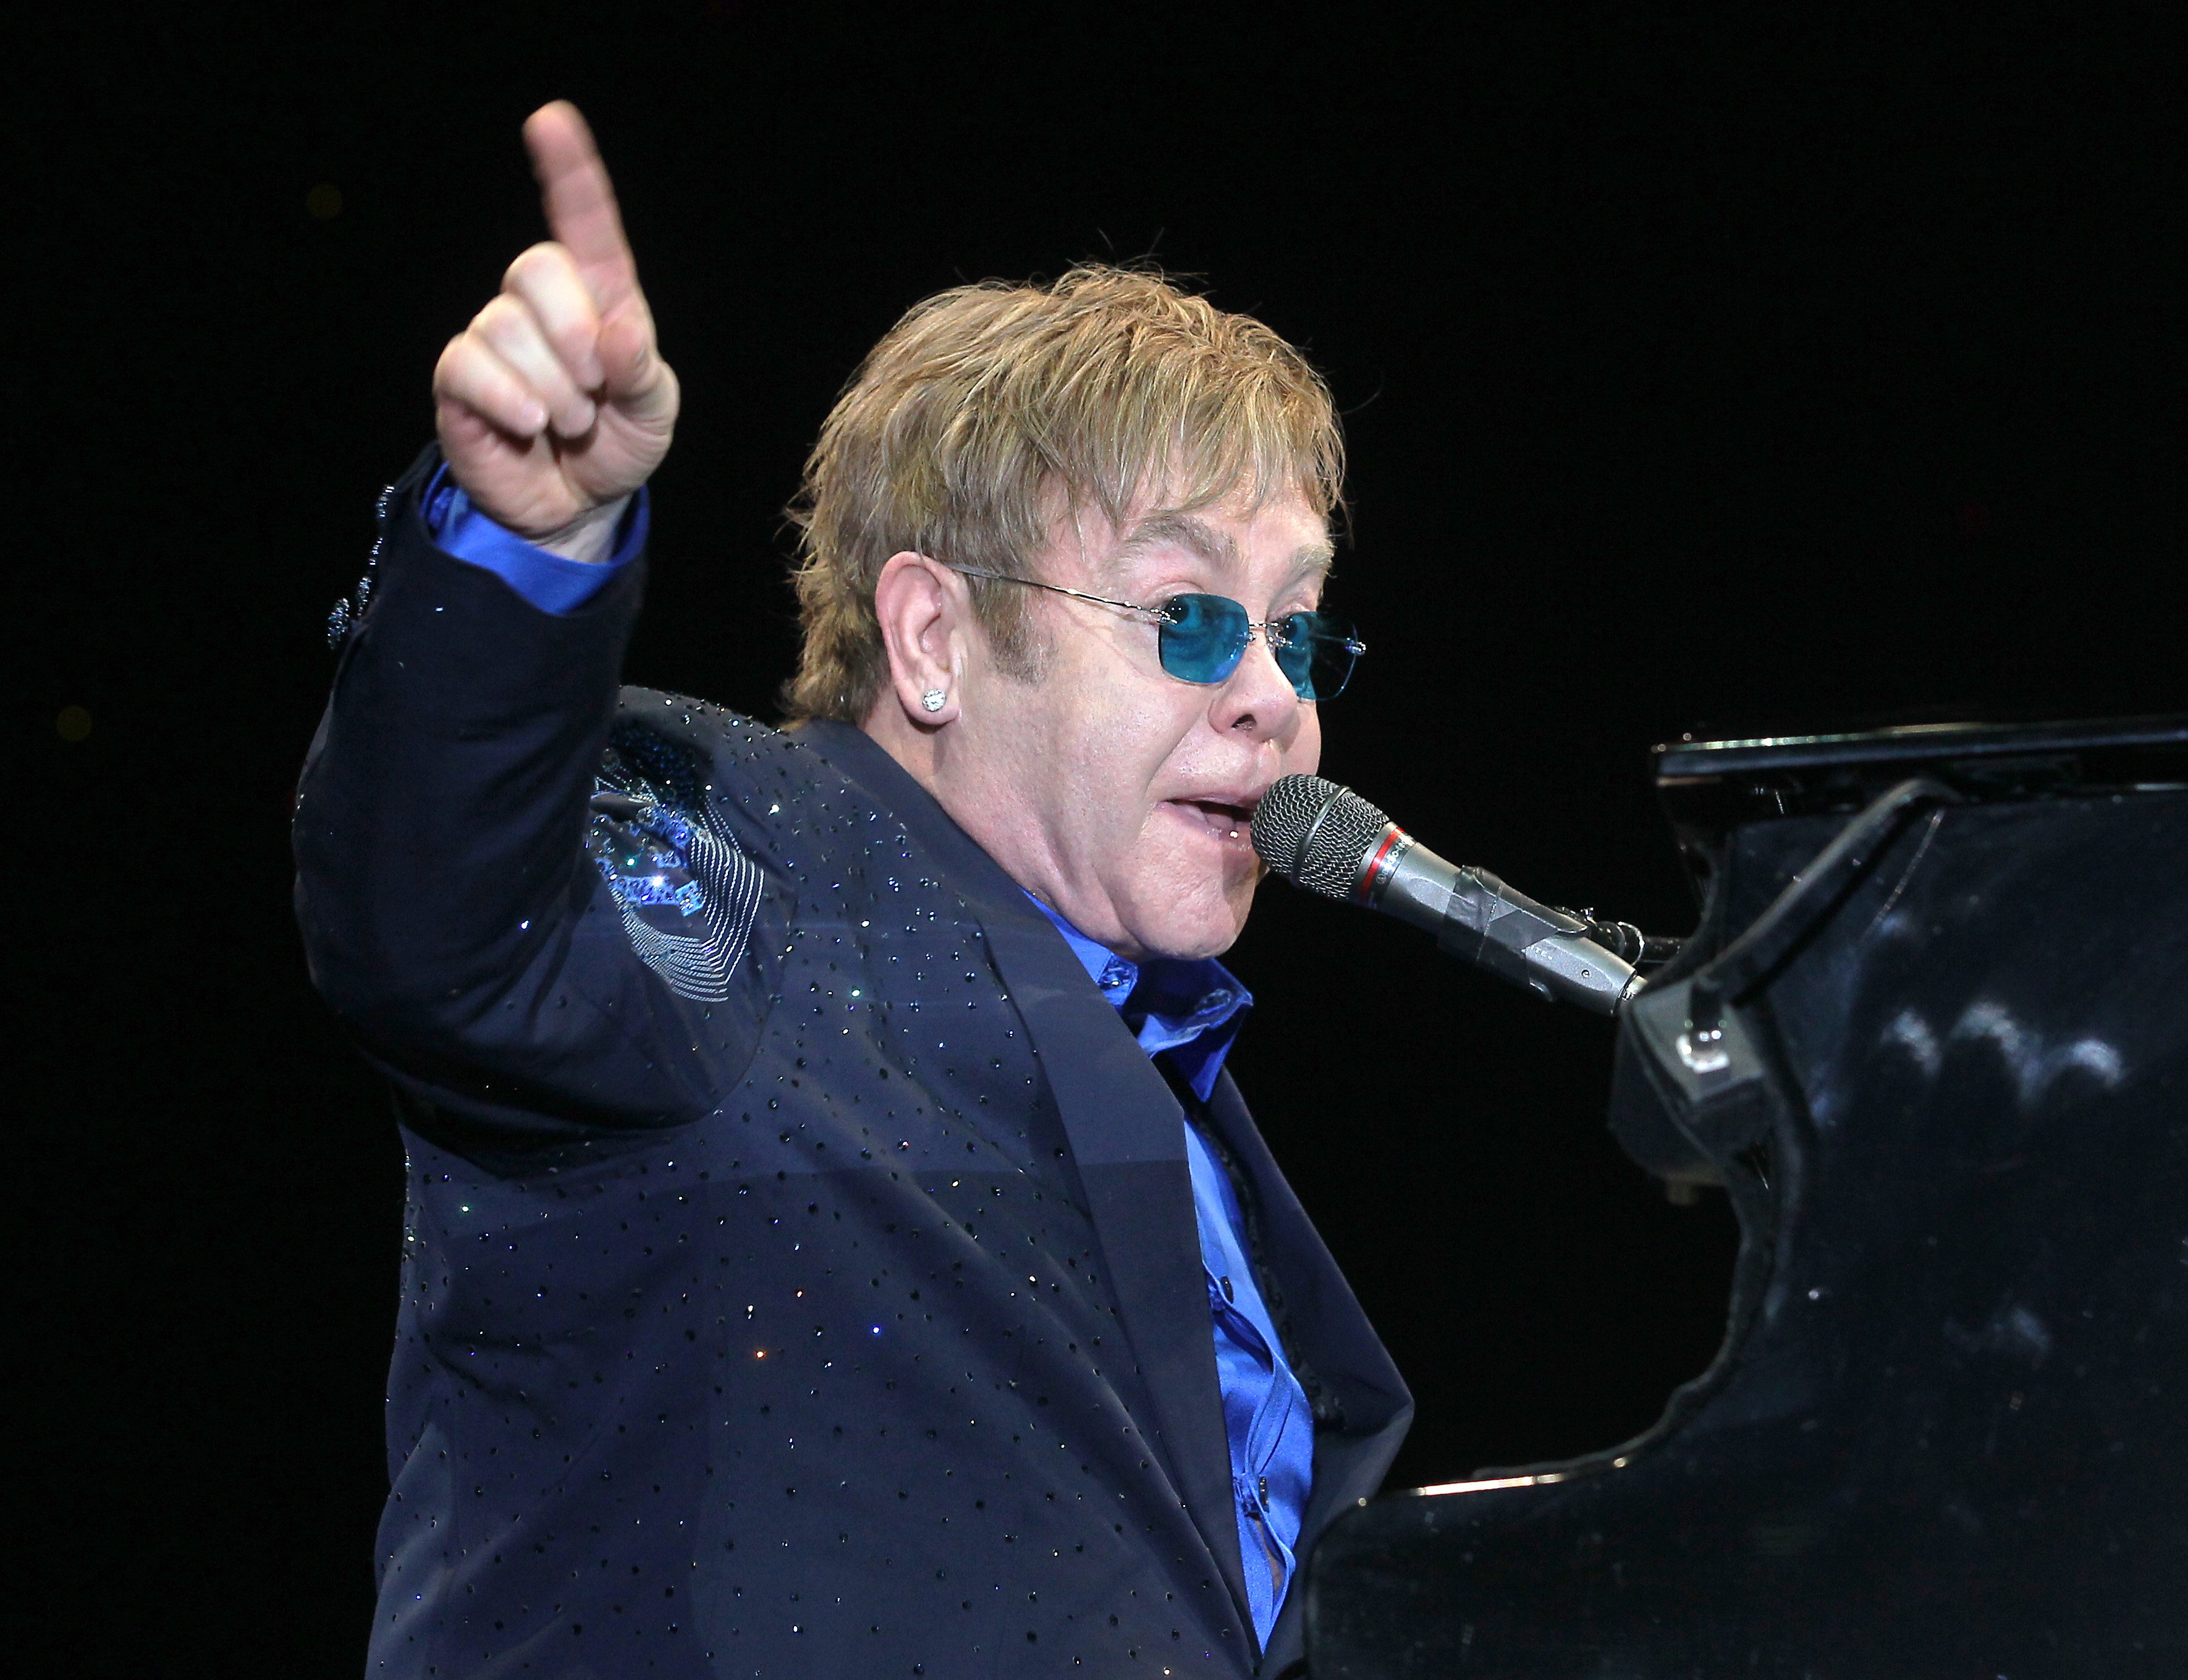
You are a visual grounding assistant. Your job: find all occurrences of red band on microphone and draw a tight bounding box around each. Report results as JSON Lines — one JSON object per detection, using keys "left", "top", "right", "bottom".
{"left": 1357, "top": 826, "right": 1406, "bottom": 903}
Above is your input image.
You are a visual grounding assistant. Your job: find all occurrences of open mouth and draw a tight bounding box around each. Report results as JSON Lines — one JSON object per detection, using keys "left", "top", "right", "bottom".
{"left": 1168, "top": 798, "right": 1259, "bottom": 842}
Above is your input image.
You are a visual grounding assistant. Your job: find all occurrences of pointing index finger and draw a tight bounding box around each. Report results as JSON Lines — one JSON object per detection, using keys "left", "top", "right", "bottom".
{"left": 523, "top": 101, "right": 638, "bottom": 310}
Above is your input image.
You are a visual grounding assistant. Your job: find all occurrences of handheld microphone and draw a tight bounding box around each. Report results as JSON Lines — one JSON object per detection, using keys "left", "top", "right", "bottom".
{"left": 1249, "top": 775, "right": 1655, "bottom": 1015}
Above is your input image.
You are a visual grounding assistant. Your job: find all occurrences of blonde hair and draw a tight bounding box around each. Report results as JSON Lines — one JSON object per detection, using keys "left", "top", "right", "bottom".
{"left": 781, "top": 264, "right": 1346, "bottom": 724}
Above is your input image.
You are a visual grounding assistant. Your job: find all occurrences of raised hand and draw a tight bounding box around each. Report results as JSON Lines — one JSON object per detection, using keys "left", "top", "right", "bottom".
{"left": 433, "top": 102, "right": 680, "bottom": 547}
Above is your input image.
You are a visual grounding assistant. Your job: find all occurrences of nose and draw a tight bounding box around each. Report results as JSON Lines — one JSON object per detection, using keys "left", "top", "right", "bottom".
{"left": 1209, "top": 625, "right": 1304, "bottom": 743}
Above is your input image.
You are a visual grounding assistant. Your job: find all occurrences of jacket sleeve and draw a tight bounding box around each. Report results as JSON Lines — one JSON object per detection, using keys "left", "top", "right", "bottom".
{"left": 294, "top": 450, "right": 762, "bottom": 1147}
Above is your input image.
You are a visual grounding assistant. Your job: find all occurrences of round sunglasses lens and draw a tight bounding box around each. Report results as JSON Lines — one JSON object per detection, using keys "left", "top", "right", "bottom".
{"left": 1157, "top": 595, "right": 1252, "bottom": 683}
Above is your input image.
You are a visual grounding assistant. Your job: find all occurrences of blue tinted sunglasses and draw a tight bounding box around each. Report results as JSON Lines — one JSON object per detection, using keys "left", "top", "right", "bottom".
{"left": 947, "top": 567, "right": 1366, "bottom": 700}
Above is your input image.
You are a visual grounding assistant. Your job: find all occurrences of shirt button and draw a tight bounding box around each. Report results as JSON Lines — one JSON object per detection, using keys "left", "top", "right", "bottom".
{"left": 1258, "top": 1476, "right": 1269, "bottom": 1507}
{"left": 1219, "top": 1276, "right": 1235, "bottom": 1303}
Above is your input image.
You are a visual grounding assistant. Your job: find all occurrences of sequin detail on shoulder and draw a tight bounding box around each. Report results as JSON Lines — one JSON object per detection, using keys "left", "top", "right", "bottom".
{"left": 586, "top": 720, "right": 763, "bottom": 1002}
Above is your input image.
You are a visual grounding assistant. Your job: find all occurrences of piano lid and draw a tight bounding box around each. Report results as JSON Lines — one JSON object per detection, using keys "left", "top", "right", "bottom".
{"left": 1651, "top": 714, "right": 2188, "bottom": 898}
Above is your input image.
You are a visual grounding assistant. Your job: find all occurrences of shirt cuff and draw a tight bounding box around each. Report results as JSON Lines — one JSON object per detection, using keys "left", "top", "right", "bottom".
{"left": 421, "top": 464, "right": 648, "bottom": 614}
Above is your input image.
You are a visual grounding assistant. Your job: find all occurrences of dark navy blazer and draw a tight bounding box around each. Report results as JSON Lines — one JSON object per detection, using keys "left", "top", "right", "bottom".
{"left": 295, "top": 452, "right": 1411, "bottom": 1678}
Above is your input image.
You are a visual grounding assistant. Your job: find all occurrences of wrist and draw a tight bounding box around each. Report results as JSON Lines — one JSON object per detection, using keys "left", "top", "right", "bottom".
{"left": 533, "top": 495, "right": 633, "bottom": 565}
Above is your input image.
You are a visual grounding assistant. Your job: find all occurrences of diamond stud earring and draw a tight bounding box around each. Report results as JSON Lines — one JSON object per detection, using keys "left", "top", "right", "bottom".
{"left": 921, "top": 688, "right": 947, "bottom": 713}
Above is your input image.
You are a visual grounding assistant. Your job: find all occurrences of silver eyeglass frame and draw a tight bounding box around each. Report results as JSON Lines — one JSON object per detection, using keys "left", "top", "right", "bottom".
{"left": 941, "top": 565, "right": 1367, "bottom": 674}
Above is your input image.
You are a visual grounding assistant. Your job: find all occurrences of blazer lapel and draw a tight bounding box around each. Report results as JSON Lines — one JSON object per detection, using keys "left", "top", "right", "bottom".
{"left": 1199, "top": 1068, "right": 1416, "bottom": 1673}
{"left": 798, "top": 723, "right": 1256, "bottom": 1637}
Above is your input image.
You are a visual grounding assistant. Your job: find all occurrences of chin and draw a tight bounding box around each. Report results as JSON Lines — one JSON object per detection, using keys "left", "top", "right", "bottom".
{"left": 1126, "top": 883, "right": 1252, "bottom": 961}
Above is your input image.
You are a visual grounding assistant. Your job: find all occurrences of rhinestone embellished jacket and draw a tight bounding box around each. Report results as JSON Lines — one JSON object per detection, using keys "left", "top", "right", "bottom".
{"left": 294, "top": 449, "right": 1413, "bottom": 1679}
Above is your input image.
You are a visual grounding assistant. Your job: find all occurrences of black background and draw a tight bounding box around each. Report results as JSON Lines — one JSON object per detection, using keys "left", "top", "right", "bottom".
{"left": 17, "top": 3, "right": 2182, "bottom": 1671}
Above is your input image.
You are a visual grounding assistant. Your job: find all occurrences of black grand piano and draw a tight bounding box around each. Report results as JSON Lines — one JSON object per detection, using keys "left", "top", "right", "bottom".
{"left": 1304, "top": 717, "right": 2188, "bottom": 1678}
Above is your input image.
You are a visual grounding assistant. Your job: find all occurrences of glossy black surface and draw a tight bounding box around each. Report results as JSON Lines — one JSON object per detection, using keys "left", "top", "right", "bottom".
{"left": 1654, "top": 715, "right": 2188, "bottom": 906}
{"left": 1306, "top": 720, "right": 2188, "bottom": 1677}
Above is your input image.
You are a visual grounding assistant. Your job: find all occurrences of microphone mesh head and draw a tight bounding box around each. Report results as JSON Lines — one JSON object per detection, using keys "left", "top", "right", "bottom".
{"left": 1251, "top": 774, "right": 1395, "bottom": 902}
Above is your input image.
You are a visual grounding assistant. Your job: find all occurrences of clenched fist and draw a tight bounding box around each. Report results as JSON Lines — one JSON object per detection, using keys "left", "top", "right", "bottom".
{"left": 433, "top": 102, "right": 679, "bottom": 557}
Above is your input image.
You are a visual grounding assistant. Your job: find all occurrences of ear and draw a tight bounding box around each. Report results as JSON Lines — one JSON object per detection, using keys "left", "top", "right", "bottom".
{"left": 872, "top": 552, "right": 968, "bottom": 727}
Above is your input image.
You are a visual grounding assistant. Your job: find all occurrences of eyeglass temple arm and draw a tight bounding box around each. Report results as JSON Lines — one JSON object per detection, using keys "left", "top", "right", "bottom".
{"left": 942, "top": 566, "right": 1163, "bottom": 620}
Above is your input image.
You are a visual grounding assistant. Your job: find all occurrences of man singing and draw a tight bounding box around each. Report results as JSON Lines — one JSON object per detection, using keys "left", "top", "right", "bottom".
{"left": 297, "top": 101, "right": 1410, "bottom": 1678}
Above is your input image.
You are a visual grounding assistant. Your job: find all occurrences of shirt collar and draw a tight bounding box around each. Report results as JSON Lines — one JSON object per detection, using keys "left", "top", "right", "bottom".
{"left": 1022, "top": 893, "right": 1252, "bottom": 1102}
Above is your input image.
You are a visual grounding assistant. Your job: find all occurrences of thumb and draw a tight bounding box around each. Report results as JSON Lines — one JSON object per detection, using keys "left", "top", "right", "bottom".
{"left": 598, "top": 304, "right": 674, "bottom": 418}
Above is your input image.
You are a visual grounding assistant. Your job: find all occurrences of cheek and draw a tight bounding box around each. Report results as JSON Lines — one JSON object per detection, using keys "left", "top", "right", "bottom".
{"left": 1018, "top": 662, "right": 1140, "bottom": 791}
{"left": 1287, "top": 710, "right": 1324, "bottom": 776}
{"left": 1095, "top": 699, "right": 1205, "bottom": 809}
{"left": 1042, "top": 702, "right": 1190, "bottom": 869}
